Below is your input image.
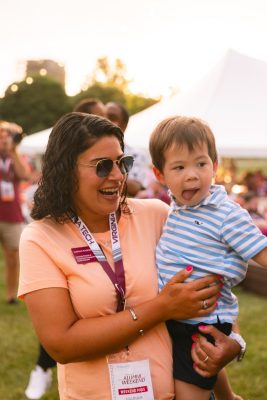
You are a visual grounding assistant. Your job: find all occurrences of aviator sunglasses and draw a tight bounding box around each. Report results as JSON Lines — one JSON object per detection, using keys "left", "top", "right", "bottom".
{"left": 78, "top": 155, "right": 134, "bottom": 178}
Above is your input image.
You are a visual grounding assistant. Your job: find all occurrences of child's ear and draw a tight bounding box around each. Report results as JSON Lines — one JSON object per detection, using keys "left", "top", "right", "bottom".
{"left": 152, "top": 165, "right": 166, "bottom": 185}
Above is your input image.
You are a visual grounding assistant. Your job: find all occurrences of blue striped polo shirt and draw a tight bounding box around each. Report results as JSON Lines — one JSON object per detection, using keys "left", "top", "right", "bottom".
{"left": 156, "top": 184, "right": 267, "bottom": 324}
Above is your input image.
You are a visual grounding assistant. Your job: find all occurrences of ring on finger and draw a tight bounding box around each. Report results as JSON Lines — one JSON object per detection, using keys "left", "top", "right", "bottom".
{"left": 203, "top": 355, "right": 209, "bottom": 363}
{"left": 202, "top": 299, "right": 209, "bottom": 310}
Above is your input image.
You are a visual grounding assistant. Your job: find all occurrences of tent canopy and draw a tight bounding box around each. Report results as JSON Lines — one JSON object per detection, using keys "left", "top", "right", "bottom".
{"left": 20, "top": 49, "right": 267, "bottom": 159}
{"left": 125, "top": 49, "right": 267, "bottom": 159}
{"left": 20, "top": 128, "right": 52, "bottom": 156}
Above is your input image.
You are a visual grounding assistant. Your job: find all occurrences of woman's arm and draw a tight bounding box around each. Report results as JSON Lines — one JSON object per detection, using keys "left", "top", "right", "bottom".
{"left": 191, "top": 325, "right": 241, "bottom": 377}
{"left": 25, "top": 268, "right": 220, "bottom": 364}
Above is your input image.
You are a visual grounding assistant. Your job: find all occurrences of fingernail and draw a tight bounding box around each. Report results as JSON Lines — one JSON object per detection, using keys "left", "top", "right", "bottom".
{"left": 217, "top": 274, "right": 223, "bottom": 279}
{"left": 220, "top": 282, "right": 224, "bottom": 287}
{"left": 199, "top": 325, "right": 206, "bottom": 330}
{"left": 186, "top": 265, "right": 193, "bottom": 271}
{"left": 192, "top": 343, "right": 196, "bottom": 348}
{"left": 193, "top": 363, "right": 197, "bottom": 369}
{"left": 215, "top": 302, "right": 218, "bottom": 307}
{"left": 191, "top": 334, "right": 197, "bottom": 340}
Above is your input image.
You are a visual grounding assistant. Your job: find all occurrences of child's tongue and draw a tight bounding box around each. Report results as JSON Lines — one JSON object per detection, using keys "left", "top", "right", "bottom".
{"left": 182, "top": 189, "right": 197, "bottom": 201}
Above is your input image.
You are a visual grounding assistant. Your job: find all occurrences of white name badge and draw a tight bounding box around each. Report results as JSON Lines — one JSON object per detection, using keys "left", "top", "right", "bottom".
{"left": 0, "top": 181, "right": 15, "bottom": 202}
{"left": 108, "top": 359, "right": 154, "bottom": 400}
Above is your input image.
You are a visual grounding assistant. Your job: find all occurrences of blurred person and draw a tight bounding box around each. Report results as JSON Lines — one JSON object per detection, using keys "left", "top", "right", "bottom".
{"left": 253, "top": 169, "right": 267, "bottom": 196}
{"left": 149, "top": 116, "right": 267, "bottom": 400}
{"left": 18, "top": 112, "right": 240, "bottom": 400}
{"left": 241, "top": 191, "right": 267, "bottom": 236}
{"left": 0, "top": 121, "right": 29, "bottom": 304}
{"left": 24, "top": 344, "right": 54, "bottom": 400}
{"left": 22, "top": 167, "right": 40, "bottom": 224}
{"left": 136, "top": 168, "right": 170, "bottom": 204}
{"left": 242, "top": 170, "right": 267, "bottom": 196}
{"left": 106, "top": 101, "right": 150, "bottom": 197}
{"left": 73, "top": 97, "right": 107, "bottom": 117}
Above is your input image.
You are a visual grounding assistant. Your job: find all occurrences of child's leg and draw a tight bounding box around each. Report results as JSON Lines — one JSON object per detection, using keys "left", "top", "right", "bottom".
{"left": 214, "top": 368, "right": 244, "bottom": 400}
{"left": 166, "top": 320, "right": 217, "bottom": 399}
{"left": 175, "top": 378, "right": 211, "bottom": 400}
{"left": 214, "top": 368, "right": 235, "bottom": 400}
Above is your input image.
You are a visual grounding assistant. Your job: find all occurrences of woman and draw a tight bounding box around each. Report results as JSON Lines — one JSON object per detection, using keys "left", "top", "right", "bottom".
{"left": 18, "top": 112, "right": 241, "bottom": 399}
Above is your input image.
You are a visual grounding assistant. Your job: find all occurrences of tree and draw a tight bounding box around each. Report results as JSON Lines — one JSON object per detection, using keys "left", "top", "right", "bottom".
{"left": 75, "top": 57, "right": 159, "bottom": 115}
{"left": 71, "top": 83, "right": 126, "bottom": 110}
{"left": 0, "top": 57, "right": 160, "bottom": 134}
{"left": 125, "top": 93, "right": 159, "bottom": 115}
{"left": 87, "top": 57, "right": 130, "bottom": 92}
{"left": 0, "top": 76, "right": 71, "bottom": 134}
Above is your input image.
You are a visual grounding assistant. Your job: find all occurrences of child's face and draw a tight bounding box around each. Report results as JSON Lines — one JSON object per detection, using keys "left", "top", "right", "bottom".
{"left": 153, "top": 142, "right": 217, "bottom": 206}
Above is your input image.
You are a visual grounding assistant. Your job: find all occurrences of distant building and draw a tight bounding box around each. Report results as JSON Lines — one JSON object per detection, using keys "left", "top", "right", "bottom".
{"left": 26, "top": 59, "right": 65, "bottom": 88}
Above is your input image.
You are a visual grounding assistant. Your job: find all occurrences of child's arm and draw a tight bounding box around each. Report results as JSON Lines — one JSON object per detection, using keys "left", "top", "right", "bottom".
{"left": 252, "top": 247, "right": 267, "bottom": 267}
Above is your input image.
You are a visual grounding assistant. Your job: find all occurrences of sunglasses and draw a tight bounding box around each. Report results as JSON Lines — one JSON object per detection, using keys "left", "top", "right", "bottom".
{"left": 79, "top": 155, "right": 134, "bottom": 178}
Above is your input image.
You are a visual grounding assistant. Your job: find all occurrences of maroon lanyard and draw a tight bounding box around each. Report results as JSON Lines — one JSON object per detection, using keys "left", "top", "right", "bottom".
{"left": 73, "top": 214, "right": 126, "bottom": 312}
{"left": 97, "top": 254, "right": 126, "bottom": 312}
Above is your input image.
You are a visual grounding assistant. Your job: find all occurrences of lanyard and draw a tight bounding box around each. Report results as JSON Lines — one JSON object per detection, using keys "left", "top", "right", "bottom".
{"left": 73, "top": 212, "right": 126, "bottom": 312}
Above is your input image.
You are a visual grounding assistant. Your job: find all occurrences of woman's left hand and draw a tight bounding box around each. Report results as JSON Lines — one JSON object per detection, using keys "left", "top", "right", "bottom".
{"left": 191, "top": 325, "right": 241, "bottom": 377}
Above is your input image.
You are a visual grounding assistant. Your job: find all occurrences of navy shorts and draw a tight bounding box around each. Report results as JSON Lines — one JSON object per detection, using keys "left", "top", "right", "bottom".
{"left": 166, "top": 319, "right": 232, "bottom": 390}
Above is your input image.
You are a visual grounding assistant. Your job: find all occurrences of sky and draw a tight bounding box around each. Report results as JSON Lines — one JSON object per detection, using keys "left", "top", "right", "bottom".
{"left": 1, "top": 0, "right": 267, "bottom": 98}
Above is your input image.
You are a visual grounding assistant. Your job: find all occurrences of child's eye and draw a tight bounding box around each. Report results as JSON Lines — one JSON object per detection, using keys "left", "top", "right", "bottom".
{"left": 198, "top": 162, "right": 206, "bottom": 167}
{"left": 174, "top": 165, "right": 184, "bottom": 170}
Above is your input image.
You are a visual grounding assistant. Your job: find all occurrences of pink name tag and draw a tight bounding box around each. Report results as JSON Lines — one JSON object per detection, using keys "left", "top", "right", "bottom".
{"left": 71, "top": 246, "right": 97, "bottom": 264}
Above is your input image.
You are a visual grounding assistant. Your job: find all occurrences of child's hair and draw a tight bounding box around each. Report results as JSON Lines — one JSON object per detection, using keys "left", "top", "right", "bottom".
{"left": 149, "top": 116, "right": 218, "bottom": 171}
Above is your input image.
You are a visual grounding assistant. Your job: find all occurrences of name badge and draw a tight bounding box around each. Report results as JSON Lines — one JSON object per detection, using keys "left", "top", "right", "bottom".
{"left": 108, "top": 359, "right": 154, "bottom": 400}
{"left": 0, "top": 181, "right": 15, "bottom": 202}
{"left": 71, "top": 246, "right": 97, "bottom": 264}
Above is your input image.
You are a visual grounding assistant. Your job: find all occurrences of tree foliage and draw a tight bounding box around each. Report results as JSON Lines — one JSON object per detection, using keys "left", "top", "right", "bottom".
{"left": 87, "top": 57, "right": 130, "bottom": 92}
{"left": 125, "top": 93, "right": 159, "bottom": 115}
{"left": 79, "top": 57, "right": 159, "bottom": 115}
{"left": 71, "top": 83, "right": 126, "bottom": 110}
{"left": 0, "top": 57, "right": 159, "bottom": 134}
{"left": 0, "top": 76, "right": 71, "bottom": 133}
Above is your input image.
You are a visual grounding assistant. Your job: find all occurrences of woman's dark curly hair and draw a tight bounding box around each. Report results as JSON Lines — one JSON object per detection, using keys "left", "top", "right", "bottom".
{"left": 31, "top": 112, "right": 127, "bottom": 222}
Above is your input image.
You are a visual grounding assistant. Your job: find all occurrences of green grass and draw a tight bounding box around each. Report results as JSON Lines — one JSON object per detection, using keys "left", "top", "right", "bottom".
{"left": 1, "top": 253, "right": 267, "bottom": 399}
{"left": 225, "top": 287, "right": 267, "bottom": 400}
{"left": 0, "top": 252, "right": 58, "bottom": 400}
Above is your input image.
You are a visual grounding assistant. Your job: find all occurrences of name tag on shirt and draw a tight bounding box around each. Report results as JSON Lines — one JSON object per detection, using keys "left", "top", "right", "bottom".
{"left": 71, "top": 246, "right": 97, "bottom": 264}
{"left": 0, "top": 181, "right": 15, "bottom": 202}
{"left": 108, "top": 359, "right": 154, "bottom": 400}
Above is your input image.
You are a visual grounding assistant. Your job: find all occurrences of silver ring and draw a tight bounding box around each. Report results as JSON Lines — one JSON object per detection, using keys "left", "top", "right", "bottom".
{"left": 202, "top": 299, "right": 209, "bottom": 310}
{"left": 203, "top": 355, "right": 209, "bottom": 363}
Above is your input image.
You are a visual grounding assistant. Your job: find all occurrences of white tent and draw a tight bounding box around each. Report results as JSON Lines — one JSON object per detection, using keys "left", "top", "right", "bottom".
{"left": 20, "top": 49, "right": 267, "bottom": 159}
{"left": 125, "top": 49, "right": 267, "bottom": 159}
{"left": 20, "top": 127, "right": 52, "bottom": 156}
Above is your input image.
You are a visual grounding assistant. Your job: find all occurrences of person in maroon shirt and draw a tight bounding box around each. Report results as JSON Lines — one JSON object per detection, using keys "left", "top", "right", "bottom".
{"left": 0, "top": 122, "right": 29, "bottom": 303}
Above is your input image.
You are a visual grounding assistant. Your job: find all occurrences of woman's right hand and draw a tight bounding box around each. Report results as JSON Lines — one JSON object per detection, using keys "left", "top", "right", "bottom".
{"left": 158, "top": 266, "right": 221, "bottom": 321}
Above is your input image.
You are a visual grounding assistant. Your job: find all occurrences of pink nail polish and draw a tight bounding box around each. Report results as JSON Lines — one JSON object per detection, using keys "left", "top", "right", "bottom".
{"left": 192, "top": 343, "right": 196, "bottom": 348}
{"left": 193, "top": 363, "right": 197, "bottom": 369}
{"left": 199, "top": 325, "right": 206, "bottom": 330}
{"left": 186, "top": 265, "right": 193, "bottom": 271}
{"left": 191, "top": 334, "right": 197, "bottom": 340}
